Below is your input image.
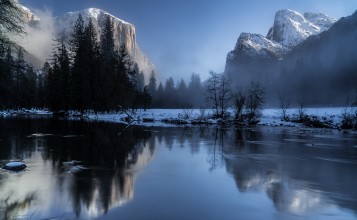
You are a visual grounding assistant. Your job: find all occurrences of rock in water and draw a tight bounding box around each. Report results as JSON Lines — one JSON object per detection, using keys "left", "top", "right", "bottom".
{"left": 2, "top": 162, "right": 27, "bottom": 171}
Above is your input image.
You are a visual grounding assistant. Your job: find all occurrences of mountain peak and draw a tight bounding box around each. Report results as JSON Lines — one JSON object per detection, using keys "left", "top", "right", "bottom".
{"left": 266, "top": 9, "right": 336, "bottom": 47}
{"left": 78, "top": 8, "right": 132, "bottom": 26}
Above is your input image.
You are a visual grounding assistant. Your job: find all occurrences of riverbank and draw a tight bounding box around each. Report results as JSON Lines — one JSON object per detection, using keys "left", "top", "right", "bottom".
{"left": 1, "top": 107, "right": 356, "bottom": 130}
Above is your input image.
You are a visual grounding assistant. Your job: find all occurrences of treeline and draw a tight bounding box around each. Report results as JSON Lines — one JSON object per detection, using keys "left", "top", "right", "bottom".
{"left": 149, "top": 72, "right": 205, "bottom": 108}
{"left": 0, "top": 46, "right": 39, "bottom": 109}
{"left": 45, "top": 15, "right": 149, "bottom": 113}
{"left": 1, "top": 14, "right": 153, "bottom": 112}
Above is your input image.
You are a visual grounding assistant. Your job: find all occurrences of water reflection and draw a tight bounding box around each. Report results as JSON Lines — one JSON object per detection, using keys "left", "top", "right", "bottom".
{"left": 1, "top": 119, "right": 357, "bottom": 219}
{"left": 0, "top": 118, "right": 154, "bottom": 219}
{"left": 150, "top": 126, "right": 357, "bottom": 217}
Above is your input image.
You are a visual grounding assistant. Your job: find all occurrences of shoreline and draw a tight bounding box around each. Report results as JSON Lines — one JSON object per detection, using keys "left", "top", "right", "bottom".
{"left": 1, "top": 107, "right": 356, "bottom": 132}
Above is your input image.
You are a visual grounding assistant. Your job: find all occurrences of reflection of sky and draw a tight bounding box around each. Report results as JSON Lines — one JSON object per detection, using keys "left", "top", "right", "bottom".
{"left": 0, "top": 140, "right": 154, "bottom": 219}
{"left": 1, "top": 126, "right": 357, "bottom": 220}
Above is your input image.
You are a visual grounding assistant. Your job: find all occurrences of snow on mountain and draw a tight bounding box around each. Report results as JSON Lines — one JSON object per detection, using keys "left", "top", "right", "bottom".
{"left": 266, "top": 9, "right": 336, "bottom": 47}
{"left": 227, "top": 9, "right": 336, "bottom": 64}
{"left": 227, "top": 33, "right": 289, "bottom": 61}
{"left": 20, "top": 5, "right": 40, "bottom": 23}
{"left": 56, "top": 8, "right": 156, "bottom": 78}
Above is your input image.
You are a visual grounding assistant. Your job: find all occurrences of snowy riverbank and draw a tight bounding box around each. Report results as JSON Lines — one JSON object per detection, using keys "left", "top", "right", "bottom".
{"left": 86, "top": 107, "right": 353, "bottom": 129}
{"left": 1, "top": 107, "right": 356, "bottom": 130}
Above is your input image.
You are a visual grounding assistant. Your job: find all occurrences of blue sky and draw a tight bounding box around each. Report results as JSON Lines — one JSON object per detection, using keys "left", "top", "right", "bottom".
{"left": 21, "top": 0, "right": 357, "bottom": 82}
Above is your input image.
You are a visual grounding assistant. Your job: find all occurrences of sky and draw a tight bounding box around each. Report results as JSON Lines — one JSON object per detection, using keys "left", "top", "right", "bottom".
{"left": 21, "top": 0, "right": 357, "bottom": 82}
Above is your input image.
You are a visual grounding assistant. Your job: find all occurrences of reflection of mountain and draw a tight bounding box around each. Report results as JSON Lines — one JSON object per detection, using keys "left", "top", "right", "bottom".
{"left": 0, "top": 118, "right": 154, "bottom": 219}
{"left": 150, "top": 126, "right": 357, "bottom": 216}
{"left": 221, "top": 127, "right": 357, "bottom": 216}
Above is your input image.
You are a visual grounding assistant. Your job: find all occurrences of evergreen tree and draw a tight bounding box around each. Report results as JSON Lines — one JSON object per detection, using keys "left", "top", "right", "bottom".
{"left": 177, "top": 79, "right": 188, "bottom": 107}
{"left": 100, "top": 15, "right": 116, "bottom": 111}
{"left": 46, "top": 33, "right": 71, "bottom": 112}
{"left": 84, "top": 17, "right": 101, "bottom": 112}
{"left": 142, "top": 85, "right": 152, "bottom": 111}
{"left": 23, "top": 66, "right": 37, "bottom": 108}
{"left": 38, "top": 62, "right": 50, "bottom": 109}
{"left": 70, "top": 14, "right": 87, "bottom": 112}
{"left": 148, "top": 71, "right": 157, "bottom": 97}
{"left": 156, "top": 82, "right": 164, "bottom": 107}
{"left": 188, "top": 72, "right": 203, "bottom": 107}
{"left": 164, "top": 77, "right": 175, "bottom": 108}
{"left": 13, "top": 47, "right": 26, "bottom": 109}
{"left": 0, "top": 46, "right": 14, "bottom": 108}
{"left": 114, "top": 44, "right": 136, "bottom": 109}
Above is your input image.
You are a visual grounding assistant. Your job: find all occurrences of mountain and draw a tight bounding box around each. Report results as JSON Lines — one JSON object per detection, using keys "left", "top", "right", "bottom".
{"left": 55, "top": 8, "right": 156, "bottom": 78}
{"left": 226, "top": 9, "right": 336, "bottom": 67}
{"left": 225, "top": 9, "right": 357, "bottom": 106}
{"left": 19, "top": 7, "right": 156, "bottom": 79}
{"left": 266, "top": 9, "right": 336, "bottom": 47}
{"left": 20, "top": 5, "right": 40, "bottom": 24}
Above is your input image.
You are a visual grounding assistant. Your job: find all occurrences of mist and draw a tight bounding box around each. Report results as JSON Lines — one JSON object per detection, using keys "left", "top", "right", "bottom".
{"left": 225, "top": 11, "right": 357, "bottom": 107}
{"left": 17, "top": 8, "right": 55, "bottom": 65}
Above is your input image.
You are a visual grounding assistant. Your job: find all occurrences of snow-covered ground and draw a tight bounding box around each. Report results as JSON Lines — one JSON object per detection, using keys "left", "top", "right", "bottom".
{"left": 1, "top": 107, "right": 355, "bottom": 129}
{"left": 86, "top": 107, "right": 354, "bottom": 129}
{"left": 259, "top": 107, "right": 348, "bottom": 127}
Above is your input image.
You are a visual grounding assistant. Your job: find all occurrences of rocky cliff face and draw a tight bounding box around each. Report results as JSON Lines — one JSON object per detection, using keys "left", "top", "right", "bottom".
{"left": 20, "top": 5, "right": 40, "bottom": 24}
{"left": 266, "top": 9, "right": 336, "bottom": 47}
{"left": 225, "top": 9, "right": 357, "bottom": 106}
{"left": 226, "top": 9, "right": 336, "bottom": 67}
{"left": 56, "top": 8, "right": 156, "bottom": 78}
{"left": 19, "top": 7, "right": 156, "bottom": 79}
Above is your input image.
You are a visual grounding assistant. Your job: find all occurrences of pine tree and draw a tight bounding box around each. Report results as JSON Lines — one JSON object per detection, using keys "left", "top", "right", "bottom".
{"left": 13, "top": 47, "right": 26, "bottom": 109}
{"left": 100, "top": 15, "right": 116, "bottom": 111}
{"left": 23, "top": 66, "right": 37, "bottom": 108}
{"left": 84, "top": 17, "right": 101, "bottom": 112}
{"left": 38, "top": 62, "right": 50, "bottom": 109}
{"left": 46, "top": 33, "right": 71, "bottom": 112}
{"left": 0, "top": 46, "right": 14, "bottom": 108}
{"left": 142, "top": 85, "right": 152, "bottom": 111}
{"left": 70, "top": 14, "right": 86, "bottom": 113}
{"left": 114, "top": 44, "right": 136, "bottom": 109}
{"left": 148, "top": 71, "right": 157, "bottom": 98}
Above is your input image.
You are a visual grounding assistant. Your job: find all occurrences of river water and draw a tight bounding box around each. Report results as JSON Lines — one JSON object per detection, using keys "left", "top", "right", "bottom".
{"left": 0, "top": 117, "right": 356, "bottom": 220}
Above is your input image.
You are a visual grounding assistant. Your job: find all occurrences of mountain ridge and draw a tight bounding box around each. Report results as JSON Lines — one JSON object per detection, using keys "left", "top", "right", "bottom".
{"left": 226, "top": 9, "right": 337, "bottom": 67}
{"left": 225, "top": 9, "right": 357, "bottom": 106}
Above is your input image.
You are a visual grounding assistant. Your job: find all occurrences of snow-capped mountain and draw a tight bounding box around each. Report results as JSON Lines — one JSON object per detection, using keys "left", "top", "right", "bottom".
{"left": 55, "top": 8, "right": 156, "bottom": 78}
{"left": 226, "top": 9, "right": 336, "bottom": 66}
{"left": 20, "top": 5, "right": 40, "bottom": 23}
{"left": 266, "top": 9, "right": 336, "bottom": 47}
{"left": 227, "top": 33, "right": 289, "bottom": 61}
{"left": 57, "top": 8, "right": 136, "bottom": 55}
{"left": 225, "top": 9, "right": 357, "bottom": 106}
{"left": 19, "top": 6, "right": 156, "bottom": 79}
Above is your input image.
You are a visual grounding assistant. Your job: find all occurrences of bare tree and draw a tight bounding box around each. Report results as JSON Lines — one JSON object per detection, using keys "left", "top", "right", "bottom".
{"left": 232, "top": 89, "right": 246, "bottom": 121}
{"left": 246, "top": 82, "right": 265, "bottom": 124}
{"left": 206, "top": 71, "right": 220, "bottom": 117}
{"left": 279, "top": 93, "right": 290, "bottom": 121}
{"left": 217, "top": 73, "right": 231, "bottom": 119}
{"left": 297, "top": 96, "right": 306, "bottom": 122}
{"left": 206, "top": 71, "right": 230, "bottom": 119}
{"left": 0, "top": 0, "right": 25, "bottom": 46}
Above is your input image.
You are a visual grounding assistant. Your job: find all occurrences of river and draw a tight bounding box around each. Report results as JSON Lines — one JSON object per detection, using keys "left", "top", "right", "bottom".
{"left": 0, "top": 117, "right": 356, "bottom": 219}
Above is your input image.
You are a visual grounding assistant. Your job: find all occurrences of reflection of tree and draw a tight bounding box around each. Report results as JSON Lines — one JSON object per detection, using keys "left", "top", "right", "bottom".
{"left": 222, "top": 127, "right": 357, "bottom": 216}
{"left": 0, "top": 192, "right": 37, "bottom": 220}
{"left": 41, "top": 121, "right": 154, "bottom": 218}
{"left": 207, "top": 128, "right": 227, "bottom": 171}
{"left": 0, "top": 118, "right": 155, "bottom": 219}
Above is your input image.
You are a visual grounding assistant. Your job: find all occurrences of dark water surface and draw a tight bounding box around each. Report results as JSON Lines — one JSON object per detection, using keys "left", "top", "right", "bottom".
{"left": 0, "top": 118, "right": 357, "bottom": 220}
